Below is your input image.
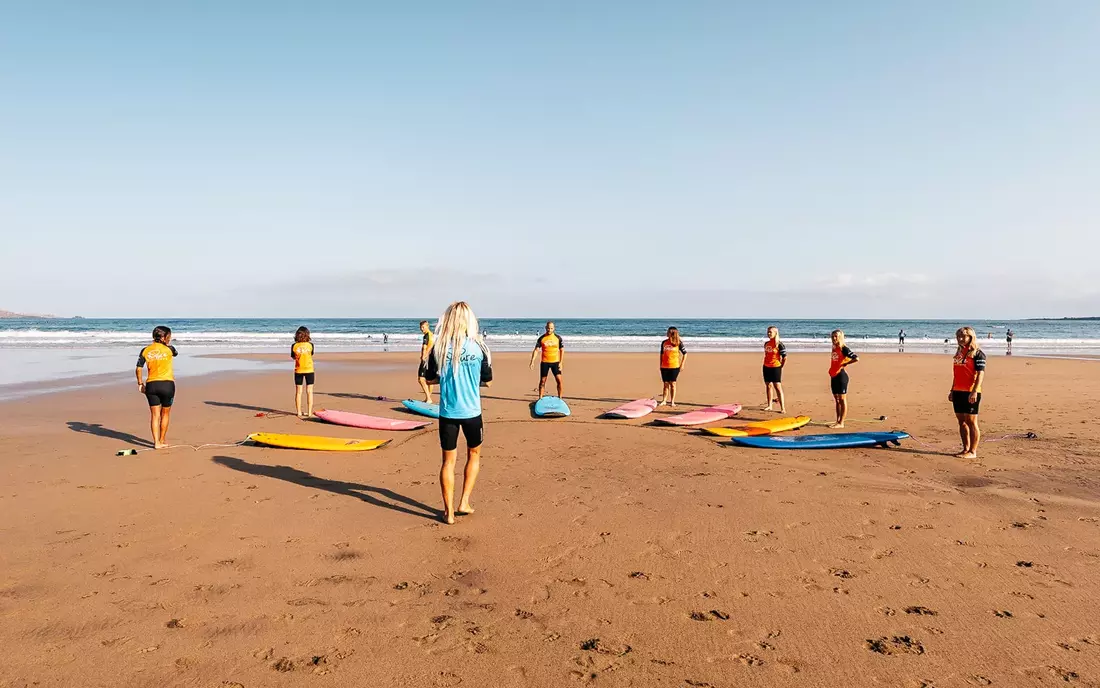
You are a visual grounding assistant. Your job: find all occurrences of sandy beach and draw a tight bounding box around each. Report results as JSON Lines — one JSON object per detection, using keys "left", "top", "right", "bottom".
{"left": 2, "top": 351, "right": 1099, "bottom": 687}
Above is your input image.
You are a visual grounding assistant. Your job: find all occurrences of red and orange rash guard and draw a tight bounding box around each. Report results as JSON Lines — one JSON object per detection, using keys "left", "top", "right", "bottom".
{"left": 137, "top": 342, "right": 177, "bottom": 382}
{"left": 763, "top": 339, "right": 787, "bottom": 368}
{"left": 828, "top": 345, "right": 857, "bottom": 377}
{"left": 660, "top": 339, "right": 686, "bottom": 369}
{"left": 952, "top": 350, "right": 987, "bottom": 392}
{"left": 536, "top": 334, "right": 563, "bottom": 363}
{"left": 292, "top": 342, "right": 315, "bottom": 374}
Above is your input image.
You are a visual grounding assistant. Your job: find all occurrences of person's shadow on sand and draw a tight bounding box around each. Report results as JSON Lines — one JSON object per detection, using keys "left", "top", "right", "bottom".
{"left": 66, "top": 421, "right": 152, "bottom": 447}
{"left": 211, "top": 456, "right": 439, "bottom": 521}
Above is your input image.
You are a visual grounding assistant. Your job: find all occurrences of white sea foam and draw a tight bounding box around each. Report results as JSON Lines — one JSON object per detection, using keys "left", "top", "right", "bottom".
{"left": 1, "top": 329, "right": 1099, "bottom": 353}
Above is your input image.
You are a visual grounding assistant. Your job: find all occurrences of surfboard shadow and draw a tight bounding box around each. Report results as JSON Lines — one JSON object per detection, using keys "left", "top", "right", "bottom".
{"left": 204, "top": 400, "right": 287, "bottom": 415}
{"left": 211, "top": 455, "right": 440, "bottom": 521}
{"left": 66, "top": 421, "right": 152, "bottom": 447}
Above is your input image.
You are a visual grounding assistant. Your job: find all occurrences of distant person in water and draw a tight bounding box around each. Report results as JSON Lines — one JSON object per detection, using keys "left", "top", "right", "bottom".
{"left": 762, "top": 326, "right": 786, "bottom": 412}
{"left": 950, "top": 326, "right": 986, "bottom": 459}
{"left": 417, "top": 320, "right": 435, "bottom": 403}
{"left": 1006, "top": 329, "right": 1014, "bottom": 349}
{"left": 530, "top": 321, "right": 564, "bottom": 399}
{"left": 828, "top": 329, "right": 858, "bottom": 428}
{"left": 291, "top": 326, "right": 315, "bottom": 418}
{"left": 136, "top": 326, "right": 178, "bottom": 449}
{"left": 659, "top": 327, "right": 686, "bottom": 407}
{"left": 422, "top": 301, "right": 493, "bottom": 525}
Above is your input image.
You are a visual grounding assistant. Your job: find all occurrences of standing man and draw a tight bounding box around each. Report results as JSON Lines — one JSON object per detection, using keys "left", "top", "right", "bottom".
{"left": 530, "top": 321, "right": 564, "bottom": 399}
{"left": 417, "top": 320, "right": 435, "bottom": 403}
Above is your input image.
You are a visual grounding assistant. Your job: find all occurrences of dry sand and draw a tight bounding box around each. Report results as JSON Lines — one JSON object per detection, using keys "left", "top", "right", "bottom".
{"left": 1, "top": 351, "right": 1099, "bottom": 687}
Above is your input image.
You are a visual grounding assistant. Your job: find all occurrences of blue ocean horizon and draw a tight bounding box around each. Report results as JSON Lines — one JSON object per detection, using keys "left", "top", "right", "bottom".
{"left": 2, "top": 317, "right": 1099, "bottom": 351}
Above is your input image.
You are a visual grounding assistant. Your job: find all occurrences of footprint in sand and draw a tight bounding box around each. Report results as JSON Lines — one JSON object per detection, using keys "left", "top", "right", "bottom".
{"left": 865, "top": 636, "right": 924, "bottom": 656}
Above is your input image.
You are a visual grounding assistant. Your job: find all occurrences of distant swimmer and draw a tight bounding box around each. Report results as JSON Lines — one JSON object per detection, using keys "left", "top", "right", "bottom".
{"left": 828, "top": 329, "right": 859, "bottom": 428}
{"left": 1006, "top": 328, "right": 1014, "bottom": 349}
{"left": 136, "top": 325, "right": 178, "bottom": 449}
{"left": 291, "top": 326, "right": 316, "bottom": 418}
{"left": 383, "top": 332, "right": 389, "bottom": 345}
{"left": 898, "top": 329, "right": 905, "bottom": 347}
{"left": 421, "top": 301, "right": 493, "bottom": 525}
{"left": 530, "top": 321, "right": 564, "bottom": 399}
{"left": 417, "top": 320, "right": 435, "bottom": 403}
{"left": 659, "top": 326, "right": 686, "bottom": 407}
{"left": 762, "top": 326, "right": 787, "bottom": 412}
{"left": 950, "top": 327, "right": 986, "bottom": 459}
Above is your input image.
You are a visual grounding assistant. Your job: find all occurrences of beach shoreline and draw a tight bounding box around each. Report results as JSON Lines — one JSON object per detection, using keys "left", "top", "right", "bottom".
{"left": 2, "top": 352, "right": 1099, "bottom": 686}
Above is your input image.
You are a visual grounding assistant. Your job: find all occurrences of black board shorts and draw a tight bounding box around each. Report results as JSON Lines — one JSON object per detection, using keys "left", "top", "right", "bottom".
{"left": 144, "top": 380, "right": 175, "bottom": 407}
{"left": 830, "top": 370, "right": 849, "bottom": 395}
{"left": 294, "top": 372, "right": 316, "bottom": 385}
{"left": 763, "top": 365, "right": 783, "bottom": 384}
{"left": 952, "top": 390, "right": 982, "bottom": 415}
{"left": 660, "top": 367, "right": 681, "bottom": 383}
{"left": 418, "top": 361, "right": 429, "bottom": 378}
{"left": 439, "top": 415, "right": 484, "bottom": 451}
{"left": 540, "top": 361, "right": 562, "bottom": 377}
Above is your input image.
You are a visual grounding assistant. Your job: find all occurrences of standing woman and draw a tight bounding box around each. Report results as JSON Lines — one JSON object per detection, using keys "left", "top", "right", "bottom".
{"left": 417, "top": 320, "right": 435, "bottom": 403}
{"left": 950, "top": 326, "right": 986, "bottom": 459}
{"left": 291, "top": 326, "right": 315, "bottom": 418}
{"left": 423, "top": 302, "right": 493, "bottom": 525}
{"left": 659, "top": 326, "right": 687, "bottom": 407}
{"left": 828, "top": 329, "right": 858, "bottom": 428}
{"left": 136, "top": 326, "right": 178, "bottom": 449}
{"left": 762, "top": 326, "right": 787, "bottom": 412}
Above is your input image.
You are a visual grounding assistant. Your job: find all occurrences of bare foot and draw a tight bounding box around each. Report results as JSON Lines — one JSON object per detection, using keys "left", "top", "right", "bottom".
{"left": 957, "top": 452, "right": 977, "bottom": 459}
{"left": 457, "top": 503, "right": 475, "bottom": 515}
{"left": 762, "top": 405, "right": 773, "bottom": 411}
{"left": 778, "top": 408, "right": 786, "bottom": 414}
{"left": 442, "top": 512, "right": 456, "bottom": 525}
{"left": 154, "top": 443, "right": 166, "bottom": 450}
{"left": 670, "top": 402, "right": 677, "bottom": 408}
{"left": 424, "top": 397, "right": 433, "bottom": 404}
{"left": 658, "top": 401, "right": 668, "bottom": 407}
{"left": 829, "top": 423, "right": 845, "bottom": 429}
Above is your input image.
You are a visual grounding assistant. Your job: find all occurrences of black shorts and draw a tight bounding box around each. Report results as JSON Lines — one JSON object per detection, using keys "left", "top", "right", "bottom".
{"left": 763, "top": 365, "right": 783, "bottom": 384}
{"left": 294, "top": 372, "right": 315, "bottom": 386}
{"left": 439, "top": 415, "right": 484, "bottom": 451}
{"left": 540, "top": 361, "right": 562, "bottom": 377}
{"left": 952, "top": 390, "right": 981, "bottom": 415}
{"left": 830, "top": 370, "right": 849, "bottom": 395}
{"left": 144, "top": 380, "right": 175, "bottom": 407}
{"left": 417, "top": 361, "right": 429, "bottom": 378}
{"left": 660, "top": 367, "right": 681, "bottom": 383}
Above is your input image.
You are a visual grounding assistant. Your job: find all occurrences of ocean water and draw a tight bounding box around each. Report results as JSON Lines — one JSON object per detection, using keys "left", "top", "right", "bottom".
{"left": 1, "top": 317, "right": 1099, "bottom": 353}
{"left": 1, "top": 317, "right": 1097, "bottom": 396}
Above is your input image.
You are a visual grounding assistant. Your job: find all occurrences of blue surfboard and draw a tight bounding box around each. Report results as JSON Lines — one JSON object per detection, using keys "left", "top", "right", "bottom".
{"left": 402, "top": 399, "right": 440, "bottom": 419}
{"left": 533, "top": 396, "right": 571, "bottom": 418}
{"left": 730, "top": 431, "right": 908, "bottom": 449}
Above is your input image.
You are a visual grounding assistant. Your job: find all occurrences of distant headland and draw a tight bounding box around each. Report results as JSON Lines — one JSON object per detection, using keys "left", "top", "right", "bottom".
{"left": 0, "top": 309, "right": 58, "bottom": 319}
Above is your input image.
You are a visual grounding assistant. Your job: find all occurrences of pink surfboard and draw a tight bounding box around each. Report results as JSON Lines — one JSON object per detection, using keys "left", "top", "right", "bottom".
{"left": 604, "top": 398, "right": 659, "bottom": 419}
{"left": 316, "top": 409, "right": 430, "bottom": 431}
{"left": 653, "top": 403, "right": 742, "bottom": 426}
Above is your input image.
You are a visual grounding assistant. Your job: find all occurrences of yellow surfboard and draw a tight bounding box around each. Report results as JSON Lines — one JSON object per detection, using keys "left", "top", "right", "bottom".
{"left": 701, "top": 416, "right": 811, "bottom": 438}
{"left": 248, "top": 433, "right": 391, "bottom": 452}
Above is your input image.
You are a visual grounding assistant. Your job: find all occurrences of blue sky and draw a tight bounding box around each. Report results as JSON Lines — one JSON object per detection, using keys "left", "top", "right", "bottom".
{"left": 2, "top": 2, "right": 1098, "bottom": 318}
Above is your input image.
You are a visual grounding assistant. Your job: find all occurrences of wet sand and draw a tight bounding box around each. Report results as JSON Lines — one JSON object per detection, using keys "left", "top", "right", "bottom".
{"left": 1, "top": 352, "right": 1099, "bottom": 687}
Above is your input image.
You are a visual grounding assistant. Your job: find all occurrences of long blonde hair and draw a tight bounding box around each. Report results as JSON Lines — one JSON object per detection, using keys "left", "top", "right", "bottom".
{"left": 667, "top": 327, "right": 681, "bottom": 347}
{"left": 432, "top": 301, "right": 490, "bottom": 372}
{"left": 831, "top": 329, "right": 845, "bottom": 348}
{"left": 767, "top": 326, "right": 780, "bottom": 344}
{"left": 955, "top": 326, "right": 980, "bottom": 358}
